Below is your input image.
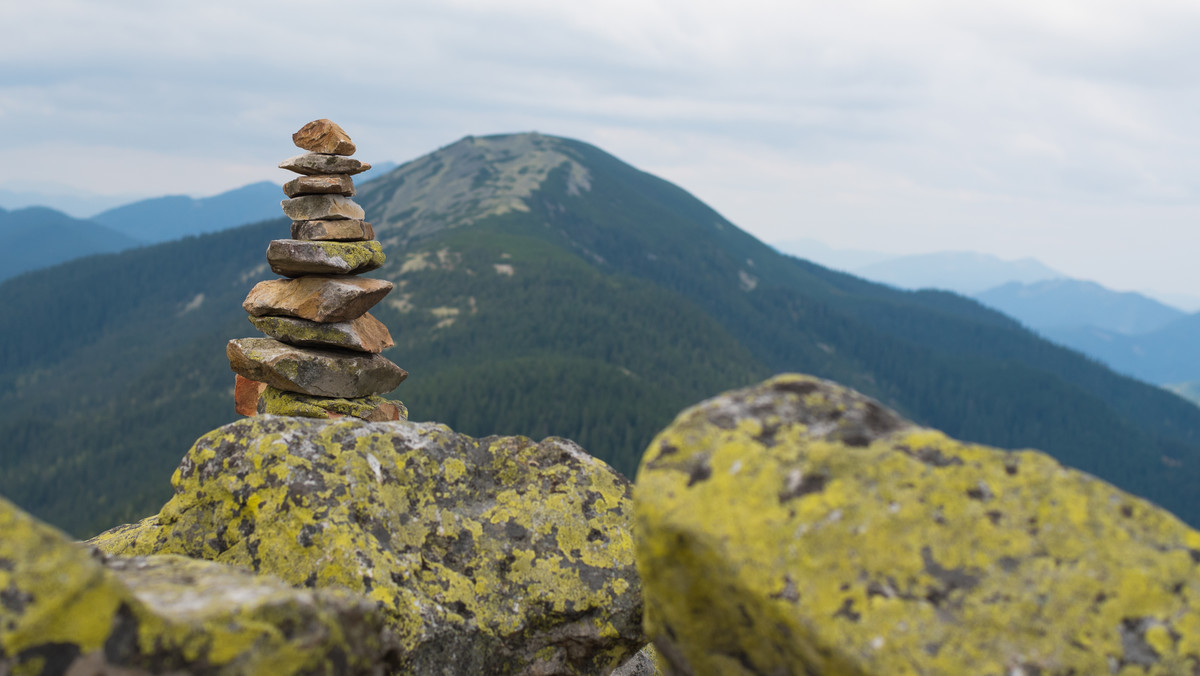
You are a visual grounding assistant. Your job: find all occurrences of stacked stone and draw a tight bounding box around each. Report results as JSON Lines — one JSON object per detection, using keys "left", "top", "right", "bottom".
{"left": 227, "top": 119, "right": 407, "bottom": 422}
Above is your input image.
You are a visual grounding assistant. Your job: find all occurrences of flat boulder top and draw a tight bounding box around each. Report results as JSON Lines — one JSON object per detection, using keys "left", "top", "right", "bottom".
{"left": 635, "top": 373, "right": 1200, "bottom": 676}
{"left": 293, "top": 119, "right": 356, "bottom": 156}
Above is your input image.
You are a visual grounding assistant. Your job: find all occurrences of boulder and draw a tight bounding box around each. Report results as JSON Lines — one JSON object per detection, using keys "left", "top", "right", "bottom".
{"left": 635, "top": 373, "right": 1200, "bottom": 675}
{"left": 256, "top": 385, "right": 407, "bottom": 422}
{"left": 227, "top": 337, "right": 407, "bottom": 398}
{"left": 293, "top": 118, "right": 356, "bottom": 156}
{"left": 292, "top": 218, "right": 376, "bottom": 241}
{"left": 280, "top": 152, "right": 371, "bottom": 176}
{"left": 90, "top": 415, "right": 646, "bottom": 674}
{"left": 267, "top": 239, "right": 385, "bottom": 277}
{"left": 0, "top": 494, "right": 398, "bottom": 675}
{"left": 283, "top": 173, "right": 356, "bottom": 197}
{"left": 243, "top": 275, "right": 393, "bottom": 323}
{"left": 250, "top": 312, "right": 394, "bottom": 353}
{"left": 281, "top": 194, "right": 365, "bottom": 221}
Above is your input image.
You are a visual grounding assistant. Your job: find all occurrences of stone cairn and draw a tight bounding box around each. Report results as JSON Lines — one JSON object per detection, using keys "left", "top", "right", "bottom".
{"left": 227, "top": 119, "right": 408, "bottom": 422}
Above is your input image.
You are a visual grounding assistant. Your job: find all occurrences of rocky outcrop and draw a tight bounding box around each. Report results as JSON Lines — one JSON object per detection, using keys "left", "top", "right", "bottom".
{"left": 0, "top": 494, "right": 399, "bottom": 675}
{"left": 91, "top": 415, "right": 646, "bottom": 674}
{"left": 635, "top": 373, "right": 1200, "bottom": 675}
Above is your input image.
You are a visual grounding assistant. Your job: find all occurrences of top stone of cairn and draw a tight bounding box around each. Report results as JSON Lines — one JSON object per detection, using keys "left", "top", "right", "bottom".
{"left": 292, "top": 119, "right": 356, "bottom": 156}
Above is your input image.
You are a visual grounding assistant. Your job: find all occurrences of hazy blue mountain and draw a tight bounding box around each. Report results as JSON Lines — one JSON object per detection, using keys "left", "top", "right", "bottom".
{"left": 0, "top": 206, "right": 142, "bottom": 282}
{"left": 975, "top": 279, "right": 1185, "bottom": 335}
{"left": 0, "top": 185, "right": 136, "bottom": 218}
{"left": 357, "top": 160, "right": 398, "bottom": 183}
{"left": 91, "top": 181, "right": 283, "bottom": 243}
{"left": 89, "top": 162, "right": 398, "bottom": 244}
{"left": 1044, "top": 312, "right": 1200, "bottom": 385}
{"left": 1146, "top": 291, "right": 1200, "bottom": 313}
{"left": 853, "top": 251, "right": 1063, "bottom": 295}
{"left": 771, "top": 238, "right": 892, "bottom": 271}
{"left": 4, "top": 133, "right": 1200, "bottom": 536}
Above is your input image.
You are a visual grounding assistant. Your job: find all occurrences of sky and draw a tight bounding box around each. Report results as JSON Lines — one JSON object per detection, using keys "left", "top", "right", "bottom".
{"left": 4, "top": 0, "right": 1200, "bottom": 299}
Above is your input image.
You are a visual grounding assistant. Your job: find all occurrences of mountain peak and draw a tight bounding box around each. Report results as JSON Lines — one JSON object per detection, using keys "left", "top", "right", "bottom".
{"left": 357, "top": 133, "right": 592, "bottom": 243}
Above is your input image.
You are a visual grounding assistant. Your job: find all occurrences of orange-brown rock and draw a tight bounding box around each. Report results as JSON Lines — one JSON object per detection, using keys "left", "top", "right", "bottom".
{"left": 291, "top": 219, "right": 375, "bottom": 242}
{"left": 243, "top": 276, "right": 393, "bottom": 323}
{"left": 279, "top": 153, "right": 371, "bottom": 176}
{"left": 292, "top": 119, "right": 356, "bottom": 156}
{"left": 283, "top": 174, "right": 355, "bottom": 198}
{"left": 227, "top": 337, "right": 407, "bottom": 398}
{"left": 249, "top": 313, "right": 394, "bottom": 353}
{"left": 234, "top": 374, "right": 268, "bottom": 416}
{"left": 281, "top": 195, "right": 365, "bottom": 221}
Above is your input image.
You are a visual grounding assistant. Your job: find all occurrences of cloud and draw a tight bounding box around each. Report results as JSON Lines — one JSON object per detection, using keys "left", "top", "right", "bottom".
{"left": 3, "top": 0, "right": 1200, "bottom": 293}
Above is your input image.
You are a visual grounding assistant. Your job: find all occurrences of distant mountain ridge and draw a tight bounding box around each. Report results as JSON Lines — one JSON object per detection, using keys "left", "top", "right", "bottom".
{"left": 976, "top": 279, "right": 1185, "bottom": 336}
{"left": 4, "top": 132, "right": 1200, "bottom": 537}
{"left": 0, "top": 206, "right": 142, "bottom": 283}
{"left": 0, "top": 161, "right": 401, "bottom": 278}
{"left": 92, "top": 181, "right": 283, "bottom": 243}
{"left": 852, "top": 250, "right": 1063, "bottom": 295}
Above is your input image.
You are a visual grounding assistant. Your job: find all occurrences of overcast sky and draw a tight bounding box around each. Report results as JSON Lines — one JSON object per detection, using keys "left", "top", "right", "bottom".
{"left": 5, "top": 0, "right": 1200, "bottom": 298}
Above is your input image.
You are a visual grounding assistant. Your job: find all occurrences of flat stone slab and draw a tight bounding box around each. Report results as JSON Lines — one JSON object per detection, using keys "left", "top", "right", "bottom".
{"left": 256, "top": 386, "right": 407, "bottom": 422}
{"left": 292, "top": 219, "right": 376, "bottom": 241}
{"left": 227, "top": 337, "right": 407, "bottom": 398}
{"left": 293, "top": 119, "right": 356, "bottom": 156}
{"left": 267, "top": 239, "right": 385, "bottom": 277}
{"left": 283, "top": 174, "right": 356, "bottom": 198}
{"left": 281, "top": 195, "right": 365, "bottom": 221}
{"left": 249, "top": 312, "right": 394, "bottom": 353}
{"left": 244, "top": 276, "right": 392, "bottom": 323}
{"left": 280, "top": 152, "right": 371, "bottom": 176}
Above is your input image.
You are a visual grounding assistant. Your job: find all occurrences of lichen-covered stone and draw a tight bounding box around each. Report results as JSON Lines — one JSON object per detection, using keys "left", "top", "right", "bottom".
{"left": 0, "top": 494, "right": 398, "bottom": 675}
{"left": 257, "top": 385, "right": 407, "bottom": 422}
{"left": 281, "top": 194, "right": 365, "bottom": 221}
{"left": 612, "top": 645, "right": 665, "bottom": 676}
{"left": 284, "top": 174, "right": 357, "bottom": 197}
{"left": 227, "top": 337, "right": 407, "bottom": 398}
{"left": 267, "top": 239, "right": 385, "bottom": 277}
{"left": 243, "top": 275, "right": 393, "bottom": 323}
{"left": 91, "top": 416, "right": 645, "bottom": 674}
{"left": 279, "top": 152, "right": 371, "bottom": 176}
{"left": 292, "top": 218, "right": 376, "bottom": 241}
{"left": 634, "top": 373, "right": 1200, "bottom": 675}
{"left": 250, "top": 312, "right": 394, "bottom": 353}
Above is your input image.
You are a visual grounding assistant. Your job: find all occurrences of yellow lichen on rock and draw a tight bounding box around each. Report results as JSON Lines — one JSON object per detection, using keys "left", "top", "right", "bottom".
{"left": 634, "top": 373, "right": 1200, "bottom": 675}
{"left": 0, "top": 495, "right": 397, "bottom": 674}
{"left": 90, "top": 415, "right": 645, "bottom": 674}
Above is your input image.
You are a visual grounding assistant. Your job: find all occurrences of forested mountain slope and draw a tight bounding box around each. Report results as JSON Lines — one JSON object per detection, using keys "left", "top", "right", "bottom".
{"left": 0, "top": 206, "right": 141, "bottom": 282}
{"left": 3, "top": 132, "right": 1199, "bottom": 536}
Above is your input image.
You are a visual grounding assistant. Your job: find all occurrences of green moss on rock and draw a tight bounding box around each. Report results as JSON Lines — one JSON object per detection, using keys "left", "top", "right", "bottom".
{"left": 634, "top": 373, "right": 1200, "bottom": 675}
{"left": 0, "top": 495, "right": 398, "bottom": 674}
{"left": 91, "top": 415, "right": 644, "bottom": 674}
{"left": 256, "top": 385, "right": 408, "bottom": 421}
